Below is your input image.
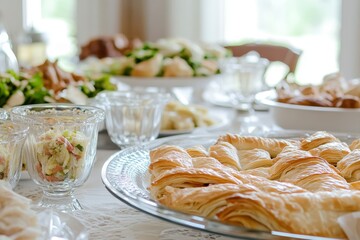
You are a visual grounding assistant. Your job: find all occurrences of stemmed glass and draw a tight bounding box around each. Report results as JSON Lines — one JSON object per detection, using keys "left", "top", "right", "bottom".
{"left": 10, "top": 103, "right": 105, "bottom": 211}
{"left": 218, "top": 52, "right": 270, "bottom": 134}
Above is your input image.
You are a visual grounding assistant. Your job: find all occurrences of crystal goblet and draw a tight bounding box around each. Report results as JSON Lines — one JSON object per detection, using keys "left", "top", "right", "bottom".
{"left": 10, "top": 103, "right": 104, "bottom": 211}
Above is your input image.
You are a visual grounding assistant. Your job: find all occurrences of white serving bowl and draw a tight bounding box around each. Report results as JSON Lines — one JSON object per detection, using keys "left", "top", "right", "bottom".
{"left": 255, "top": 90, "right": 360, "bottom": 133}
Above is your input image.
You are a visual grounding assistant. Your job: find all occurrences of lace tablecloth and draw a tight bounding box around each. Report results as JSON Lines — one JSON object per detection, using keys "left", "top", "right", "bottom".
{"left": 15, "top": 149, "right": 234, "bottom": 240}
{"left": 15, "top": 110, "right": 277, "bottom": 240}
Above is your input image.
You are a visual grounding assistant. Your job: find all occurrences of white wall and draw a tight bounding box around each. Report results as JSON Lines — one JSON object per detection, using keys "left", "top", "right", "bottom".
{"left": 0, "top": 0, "right": 23, "bottom": 43}
{"left": 339, "top": 0, "right": 360, "bottom": 80}
{"left": 77, "top": 0, "right": 122, "bottom": 45}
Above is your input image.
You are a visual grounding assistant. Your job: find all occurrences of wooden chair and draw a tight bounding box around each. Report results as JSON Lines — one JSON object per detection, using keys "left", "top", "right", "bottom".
{"left": 224, "top": 43, "right": 302, "bottom": 77}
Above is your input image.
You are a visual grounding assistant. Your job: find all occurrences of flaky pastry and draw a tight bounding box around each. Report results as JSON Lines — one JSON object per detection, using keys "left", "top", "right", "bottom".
{"left": 148, "top": 131, "right": 360, "bottom": 238}
{"left": 217, "top": 133, "right": 292, "bottom": 157}
{"left": 337, "top": 149, "right": 360, "bottom": 182}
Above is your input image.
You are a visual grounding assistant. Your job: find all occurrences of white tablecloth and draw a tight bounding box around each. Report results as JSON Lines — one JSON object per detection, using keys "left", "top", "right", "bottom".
{"left": 15, "top": 109, "right": 275, "bottom": 240}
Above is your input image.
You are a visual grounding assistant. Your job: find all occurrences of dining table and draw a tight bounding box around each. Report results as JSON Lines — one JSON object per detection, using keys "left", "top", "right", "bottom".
{"left": 14, "top": 105, "right": 277, "bottom": 240}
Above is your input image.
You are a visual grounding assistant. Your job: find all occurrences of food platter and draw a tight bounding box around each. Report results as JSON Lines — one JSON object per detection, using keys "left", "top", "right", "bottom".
{"left": 255, "top": 90, "right": 360, "bottom": 133}
{"left": 101, "top": 132, "right": 352, "bottom": 240}
{"left": 159, "top": 109, "right": 231, "bottom": 137}
{"left": 111, "top": 75, "right": 222, "bottom": 89}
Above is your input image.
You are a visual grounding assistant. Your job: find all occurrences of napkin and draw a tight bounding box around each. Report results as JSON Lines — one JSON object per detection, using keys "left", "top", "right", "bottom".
{"left": 338, "top": 212, "right": 360, "bottom": 240}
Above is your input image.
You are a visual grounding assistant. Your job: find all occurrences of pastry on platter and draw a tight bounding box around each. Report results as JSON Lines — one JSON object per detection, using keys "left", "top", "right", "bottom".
{"left": 148, "top": 131, "right": 360, "bottom": 238}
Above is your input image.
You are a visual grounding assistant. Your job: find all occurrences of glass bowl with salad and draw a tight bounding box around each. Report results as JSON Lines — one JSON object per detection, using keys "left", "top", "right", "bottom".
{"left": 10, "top": 103, "right": 104, "bottom": 211}
{"left": 0, "top": 111, "right": 28, "bottom": 189}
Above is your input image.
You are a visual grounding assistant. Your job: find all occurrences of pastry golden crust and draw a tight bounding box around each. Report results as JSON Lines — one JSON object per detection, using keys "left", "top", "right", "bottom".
{"left": 242, "top": 167, "right": 270, "bottom": 179}
{"left": 149, "top": 145, "right": 193, "bottom": 178}
{"left": 160, "top": 181, "right": 306, "bottom": 219}
{"left": 186, "top": 145, "right": 208, "bottom": 158}
{"left": 270, "top": 154, "right": 349, "bottom": 192}
{"left": 300, "top": 131, "right": 340, "bottom": 151}
{"left": 150, "top": 167, "right": 243, "bottom": 199}
{"left": 217, "top": 133, "right": 292, "bottom": 157}
{"left": 237, "top": 149, "right": 273, "bottom": 170}
{"left": 337, "top": 149, "right": 360, "bottom": 182}
{"left": 309, "top": 142, "right": 350, "bottom": 165}
{"left": 209, "top": 141, "right": 241, "bottom": 170}
{"left": 349, "top": 139, "right": 360, "bottom": 150}
{"left": 217, "top": 190, "right": 360, "bottom": 239}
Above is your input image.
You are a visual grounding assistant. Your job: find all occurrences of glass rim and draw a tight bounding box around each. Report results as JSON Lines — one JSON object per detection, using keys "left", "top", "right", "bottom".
{"left": 0, "top": 119, "right": 29, "bottom": 136}
{"left": 96, "top": 90, "right": 171, "bottom": 106}
{"left": 9, "top": 103, "right": 105, "bottom": 124}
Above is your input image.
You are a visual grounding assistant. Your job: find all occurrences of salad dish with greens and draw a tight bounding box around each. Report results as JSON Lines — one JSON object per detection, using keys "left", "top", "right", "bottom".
{"left": 0, "top": 60, "right": 117, "bottom": 109}
{"left": 35, "top": 129, "right": 88, "bottom": 182}
{"left": 81, "top": 38, "right": 231, "bottom": 78}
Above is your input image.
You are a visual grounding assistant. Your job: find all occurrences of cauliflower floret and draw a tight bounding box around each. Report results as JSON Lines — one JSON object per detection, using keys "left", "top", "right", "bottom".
{"left": 131, "top": 54, "right": 163, "bottom": 77}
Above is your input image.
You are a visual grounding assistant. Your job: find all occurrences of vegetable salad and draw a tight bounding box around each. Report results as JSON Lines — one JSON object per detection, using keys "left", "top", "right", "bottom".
{"left": 35, "top": 129, "right": 88, "bottom": 182}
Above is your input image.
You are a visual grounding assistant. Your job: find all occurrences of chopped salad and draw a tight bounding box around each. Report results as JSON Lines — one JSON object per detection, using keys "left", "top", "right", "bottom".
{"left": 35, "top": 129, "right": 88, "bottom": 182}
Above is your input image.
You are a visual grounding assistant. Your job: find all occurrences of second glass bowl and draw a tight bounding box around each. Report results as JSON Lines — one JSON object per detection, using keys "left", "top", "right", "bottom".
{"left": 97, "top": 90, "right": 170, "bottom": 148}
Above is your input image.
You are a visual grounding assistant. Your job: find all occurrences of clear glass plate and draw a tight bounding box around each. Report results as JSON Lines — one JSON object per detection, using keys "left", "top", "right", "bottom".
{"left": 101, "top": 131, "right": 356, "bottom": 240}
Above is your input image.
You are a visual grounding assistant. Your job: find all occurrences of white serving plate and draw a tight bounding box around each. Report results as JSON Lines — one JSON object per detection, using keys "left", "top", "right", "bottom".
{"left": 255, "top": 90, "right": 360, "bottom": 133}
{"left": 111, "top": 75, "right": 222, "bottom": 89}
{"left": 159, "top": 109, "right": 231, "bottom": 137}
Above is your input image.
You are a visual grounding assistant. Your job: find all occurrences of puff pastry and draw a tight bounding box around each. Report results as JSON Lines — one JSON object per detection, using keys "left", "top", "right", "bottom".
{"left": 337, "top": 149, "right": 360, "bottom": 182}
{"left": 300, "top": 131, "right": 340, "bottom": 151}
{"left": 270, "top": 154, "right": 349, "bottom": 191}
{"left": 149, "top": 145, "right": 193, "bottom": 178}
{"left": 237, "top": 149, "right": 272, "bottom": 170}
{"left": 150, "top": 167, "right": 243, "bottom": 199}
{"left": 217, "top": 133, "right": 292, "bottom": 157}
{"left": 309, "top": 141, "right": 350, "bottom": 165}
{"left": 209, "top": 141, "right": 241, "bottom": 170}
{"left": 186, "top": 145, "right": 208, "bottom": 158}
{"left": 217, "top": 190, "right": 360, "bottom": 239}
{"left": 148, "top": 131, "right": 359, "bottom": 238}
{"left": 160, "top": 182, "right": 306, "bottom": 219}
{"left": 349, "top": 139, "right": 360, "bottom": 150}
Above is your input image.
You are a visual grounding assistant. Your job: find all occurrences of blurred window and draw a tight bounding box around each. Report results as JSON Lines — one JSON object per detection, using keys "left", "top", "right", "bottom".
{"left": 222, "top": 0, "right": 341, "bottom": 85}
{"left": 22, "top": 0, "right": 77, "bottom": 67}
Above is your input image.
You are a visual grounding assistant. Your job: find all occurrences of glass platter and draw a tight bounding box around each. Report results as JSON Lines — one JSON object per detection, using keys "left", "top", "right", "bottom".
{"left": 101, "top": 131, "right": 357, "bottom": 240}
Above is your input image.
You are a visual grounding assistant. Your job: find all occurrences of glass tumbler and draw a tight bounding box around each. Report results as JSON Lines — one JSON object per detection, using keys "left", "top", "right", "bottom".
{"left": 0, "top": 119, "right": 28, "bottom": 189}
{"left": 10, "top": 103, "right": 105, "bottom": 211}
{"left": 97, "top": 90, "right": 170, "bottom": 148}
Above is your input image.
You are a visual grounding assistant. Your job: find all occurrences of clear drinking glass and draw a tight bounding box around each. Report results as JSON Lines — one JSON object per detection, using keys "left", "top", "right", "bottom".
{"left": 0, "top": 119, "right": 29, "bottom": 189}
{"left": 218, "top": 52, "right": 269, "bottom": 110}
{"left": 10, "top": 104, "right": 105, "bottom": 211}
{"left": 97, "top": 90, "right": 170, "bottom": 148}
